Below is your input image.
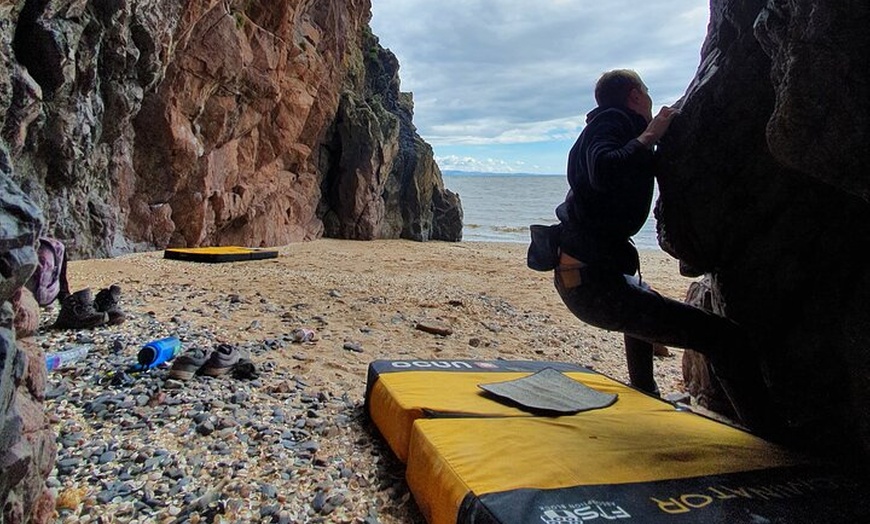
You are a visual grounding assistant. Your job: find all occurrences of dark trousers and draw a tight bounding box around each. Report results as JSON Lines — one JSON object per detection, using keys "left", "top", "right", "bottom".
{"left": 555, "top": 265, "right": 745, "bottom": 355}
{"left": 554, "top": 264, "right": 781, "bottom": 437}
{"left": 624, "top": 335, "right": 658, "bottom": 395}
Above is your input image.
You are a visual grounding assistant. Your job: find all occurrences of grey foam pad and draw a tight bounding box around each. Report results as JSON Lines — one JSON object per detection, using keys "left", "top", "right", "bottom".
{"left": 478, "top": 367, "right": 618, "bottom": 414}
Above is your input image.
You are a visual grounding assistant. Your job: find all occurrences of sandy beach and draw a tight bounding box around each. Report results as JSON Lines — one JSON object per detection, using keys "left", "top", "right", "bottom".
{"left": 45, "top": 239, "right": 698, "bottom": 522}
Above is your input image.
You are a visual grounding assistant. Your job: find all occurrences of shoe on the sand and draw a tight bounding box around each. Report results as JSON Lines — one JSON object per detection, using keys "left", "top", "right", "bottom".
{"left": 231, "top": 359, "right": 259, "bottom": 380}
{"left": 199, "top": 343, "right": 241, "bottom": 377}
{"left": 94, "top": 284, "right": 126, "bottom": 325}
{"left": 52, "top": 288, "right": 108, "bottom": 330}
{"left": 168, "top": 347, "right": 209, "bottom": 380}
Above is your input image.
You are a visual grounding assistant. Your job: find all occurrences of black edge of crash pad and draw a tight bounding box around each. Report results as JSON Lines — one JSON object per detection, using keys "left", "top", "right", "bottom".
{"left": 163, "top": 248, "right": 279, "bottom": 263}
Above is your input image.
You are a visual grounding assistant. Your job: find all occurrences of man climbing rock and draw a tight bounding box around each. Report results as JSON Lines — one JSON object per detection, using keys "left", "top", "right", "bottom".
{"left": 552, "top": 69, "right": 779, "bottom": 436}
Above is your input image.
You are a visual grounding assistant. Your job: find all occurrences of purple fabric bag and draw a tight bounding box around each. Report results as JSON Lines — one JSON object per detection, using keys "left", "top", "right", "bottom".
{"left": 25, "top": 237, "right": 66, "bottom": 306}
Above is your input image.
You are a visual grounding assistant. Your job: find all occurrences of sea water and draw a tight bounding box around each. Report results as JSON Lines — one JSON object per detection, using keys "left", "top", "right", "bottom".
{"left": 443, "top": 174, "right": 660, "bottom": 250}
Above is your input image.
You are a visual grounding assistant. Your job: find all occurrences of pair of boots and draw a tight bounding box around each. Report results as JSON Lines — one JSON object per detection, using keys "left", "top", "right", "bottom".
{"left": 52, "top": 285, "right": 125, "bottom": 329}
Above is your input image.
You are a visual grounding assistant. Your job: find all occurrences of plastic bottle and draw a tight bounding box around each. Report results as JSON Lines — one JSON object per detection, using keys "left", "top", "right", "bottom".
{"left": 291, "top": 328, "right": 316, "bottom": 343}
{"left": 135, "top": 336, "right": 182, "bottom": 371}
{"left": 45, "top": 346, "right": 90, "bottom": 372}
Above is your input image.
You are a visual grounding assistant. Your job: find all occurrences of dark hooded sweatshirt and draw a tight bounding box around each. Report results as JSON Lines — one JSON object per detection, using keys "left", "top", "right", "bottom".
{"left": 556, "top": 105, "right": 656, "bottom": 275}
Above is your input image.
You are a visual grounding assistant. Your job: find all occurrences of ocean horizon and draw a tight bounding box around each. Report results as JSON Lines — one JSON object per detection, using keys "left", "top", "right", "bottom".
{"left": 443, "top": 172, "right": 662, "bottom": 251}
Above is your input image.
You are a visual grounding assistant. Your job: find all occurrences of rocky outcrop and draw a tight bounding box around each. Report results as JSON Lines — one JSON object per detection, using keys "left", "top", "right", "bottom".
{"left": 319, "top": 29, "right": 462, "bottom": 241}
{"left": 0, "top": 1, "right": 462, "bottom": 519}
{"left": 658, "top": 0, "right": 870, "bottom": 466}
{"left": 1, "top": 167, "right": 55, "bottom": 524}
{"left": 680, "top": 278, "right": 737, "bottom": 420}
{"left": 1, "top": 0, "right": 461, "bottom": 258}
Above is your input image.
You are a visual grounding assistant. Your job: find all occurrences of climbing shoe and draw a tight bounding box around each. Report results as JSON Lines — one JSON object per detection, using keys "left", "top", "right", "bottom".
{"left": 168, "top": 347, "right": 210, "bottom": 380}
{"left": 199, "top": 343, "right": 241, "bottom": 377}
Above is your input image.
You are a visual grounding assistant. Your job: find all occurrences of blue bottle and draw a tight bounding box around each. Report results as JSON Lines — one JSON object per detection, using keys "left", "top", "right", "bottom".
{"left": 135, "top": 336, "right": 182, "bottom": 371}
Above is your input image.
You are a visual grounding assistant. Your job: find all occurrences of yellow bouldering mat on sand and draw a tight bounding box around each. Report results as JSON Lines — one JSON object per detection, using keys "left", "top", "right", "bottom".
{"left": 365, "top": 359, "right": 870, "bottom": 524}
{"left": 163, "top": 246, "right": 278, "bottom": 263}
{"left": 365, "top": 360, "right": 662, "bottom": 462}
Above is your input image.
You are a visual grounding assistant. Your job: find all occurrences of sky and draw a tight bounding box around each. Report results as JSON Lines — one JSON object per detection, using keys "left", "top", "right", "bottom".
{"left": 369, "top": 1, "right": 710, "bottom": 175}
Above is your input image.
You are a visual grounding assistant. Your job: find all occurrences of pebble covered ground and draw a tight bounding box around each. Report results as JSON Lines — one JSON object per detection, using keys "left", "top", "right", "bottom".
{"left": 38, "top": 240, "right": 695, "bottom": 523}
{"left": 43, "top": 321, "right": 415, "bottom": 523}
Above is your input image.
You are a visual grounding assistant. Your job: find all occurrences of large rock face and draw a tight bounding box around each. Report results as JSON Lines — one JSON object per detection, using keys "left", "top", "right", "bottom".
{"left": 1, "top": 0, "right": 461, "bottom": 258}
{"left": 1, "top": 166, "right": 55, "bottom": 524}
{"left": 658, "top": 0, "right": 870, "bottom": 466}
{"left": 319, "top": 29, "right": 462, "bottom": 241}
{"left": 0, "top": 1, "right": 462, "bottom": 519}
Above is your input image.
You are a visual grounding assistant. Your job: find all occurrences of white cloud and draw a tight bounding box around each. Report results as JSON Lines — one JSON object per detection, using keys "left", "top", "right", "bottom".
{"left": 436, "top": 155, "right": 529, "bottom": 173}
{"left": 371, "top": 0, "right": 709, "bottom": 162}
{"left": 427, "top": 115, "right": 583, "bottom": 145}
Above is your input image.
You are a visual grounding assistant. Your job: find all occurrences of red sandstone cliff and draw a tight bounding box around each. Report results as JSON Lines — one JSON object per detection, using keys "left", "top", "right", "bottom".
{"left": 1, "top": 0, "right": 461, "bottom": 258}
{"left": 0, "top": 2, "right": 462, "bottom": 521}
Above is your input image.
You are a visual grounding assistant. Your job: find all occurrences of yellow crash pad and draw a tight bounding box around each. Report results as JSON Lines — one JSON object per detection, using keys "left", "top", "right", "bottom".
{"left": 365, "top": 359, "right": 869, "bottom": 524}
{"left": 163, "top": 246, "right": 278, "bottom": 263}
